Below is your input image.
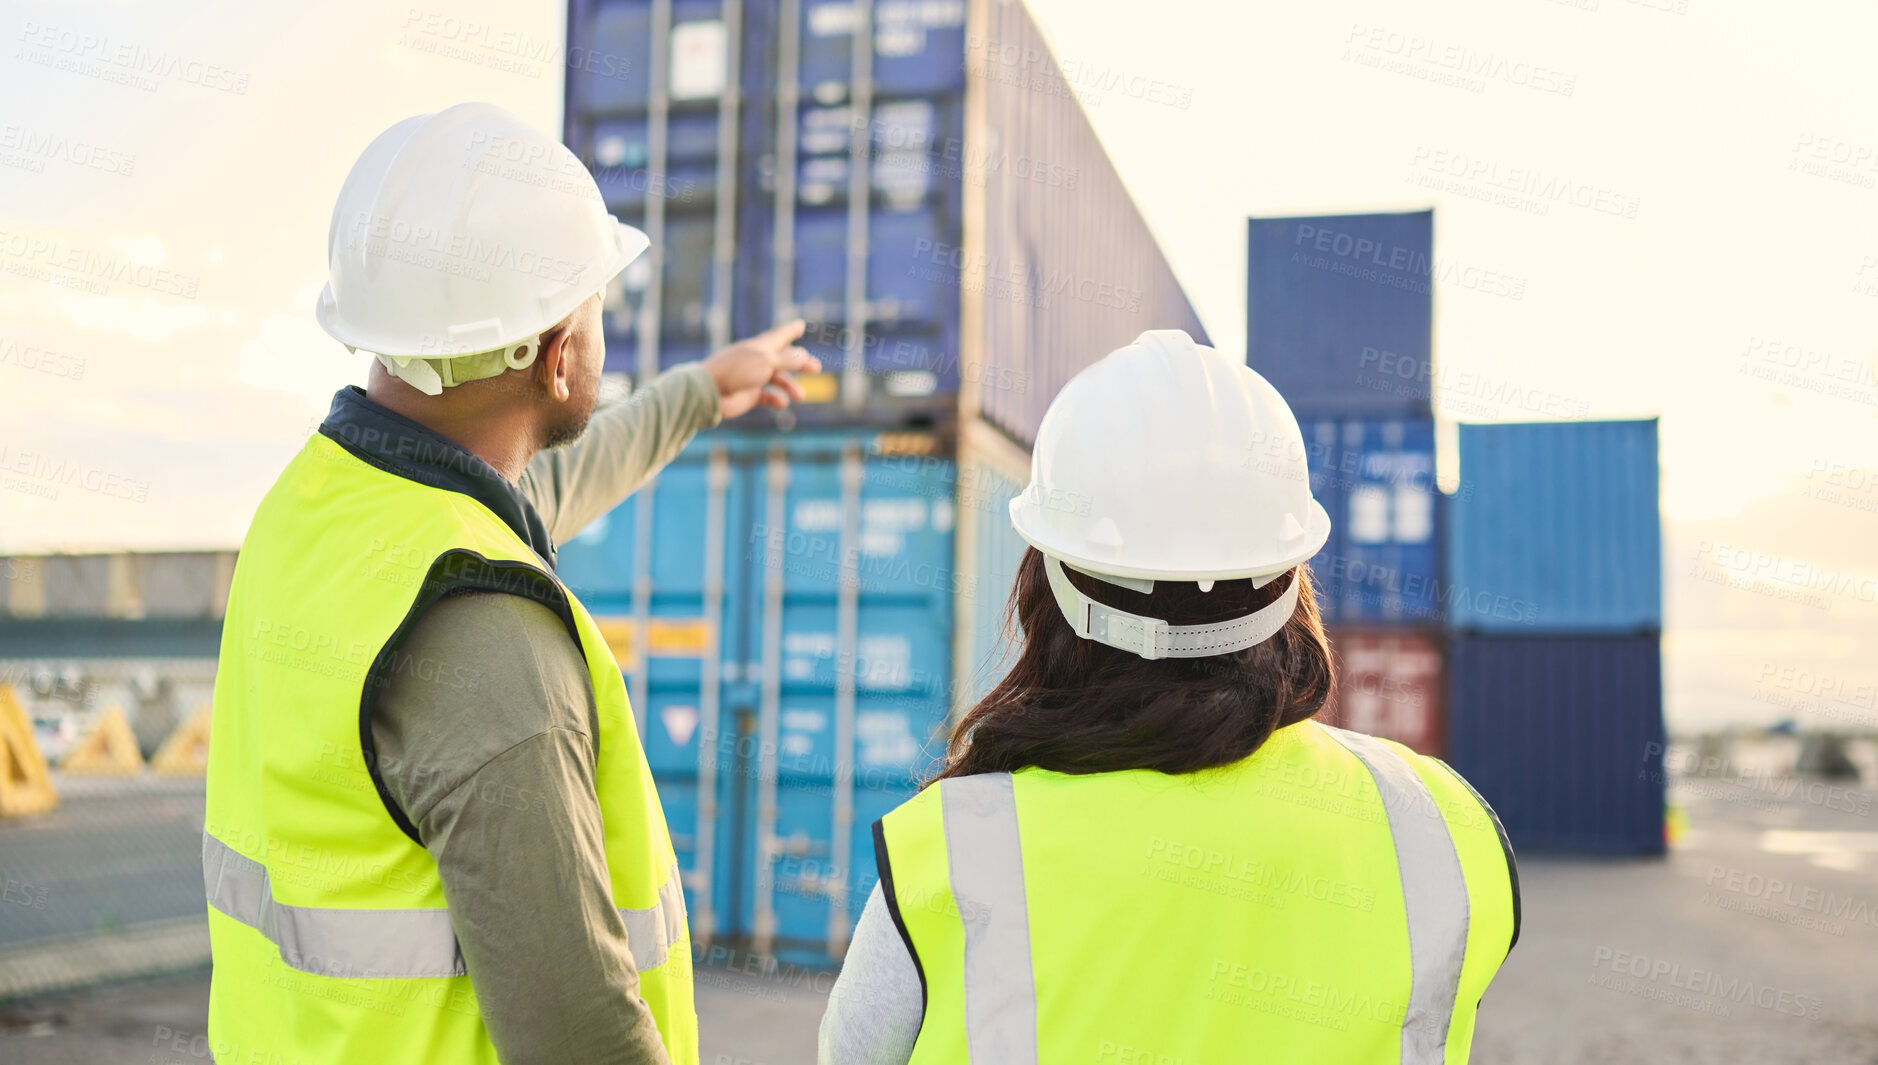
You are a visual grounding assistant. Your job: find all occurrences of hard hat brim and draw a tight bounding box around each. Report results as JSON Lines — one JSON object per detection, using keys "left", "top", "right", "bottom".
{"left": 1008, "top": 497, "right": 1333, "bottom": 584}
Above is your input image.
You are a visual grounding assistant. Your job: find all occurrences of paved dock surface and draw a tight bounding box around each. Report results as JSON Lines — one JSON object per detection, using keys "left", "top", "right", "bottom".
{"left": 3, "top": 764, "right": 1875, "bottom": 1063}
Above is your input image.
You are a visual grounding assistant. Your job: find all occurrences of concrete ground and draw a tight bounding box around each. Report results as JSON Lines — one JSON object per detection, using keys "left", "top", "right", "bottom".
{"left": 3, "top": 756, "right": 1875, "bottom": 1064}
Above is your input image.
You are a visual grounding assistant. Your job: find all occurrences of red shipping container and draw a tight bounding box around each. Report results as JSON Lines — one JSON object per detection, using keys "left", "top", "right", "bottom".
{"left": 1320, "top": 627, "right": 1444, "bottom": 757}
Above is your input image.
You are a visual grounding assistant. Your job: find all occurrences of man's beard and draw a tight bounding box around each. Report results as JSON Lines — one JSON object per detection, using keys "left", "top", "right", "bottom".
{"left": 542, "top": 382, "right": 597, "bottom": 449}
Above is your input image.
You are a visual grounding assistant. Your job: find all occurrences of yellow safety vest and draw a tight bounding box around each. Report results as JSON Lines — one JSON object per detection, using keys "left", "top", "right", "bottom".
{"left": 876, "top": 719, "right": 1517, "bottom": 1064}
{"left": 203, "top": 430, "right": 698, "bottom": 1064}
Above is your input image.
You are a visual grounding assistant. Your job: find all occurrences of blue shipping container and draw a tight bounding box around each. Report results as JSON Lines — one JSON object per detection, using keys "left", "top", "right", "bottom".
{"left": 1301, "top": 417, "right": 1441, "bottom": 624}
{"left": 1447, "top": 419, "right": 1662, "bottom": 633}
{"left": 1246, "top": 211, "right": 1433, "bottom": 419}
{"left": 557, "top": 429, "right": 956, "bottom": 962}
{"left": 565, "top": 0, "right": 1207, "bottom": 426}
{"left": 1446, "top": 633, "right": 1667, "bottom": 855}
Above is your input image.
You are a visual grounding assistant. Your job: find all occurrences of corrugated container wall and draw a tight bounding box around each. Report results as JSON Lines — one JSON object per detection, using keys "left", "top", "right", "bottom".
{"left": 1246, "top": 211, "right": 1433, "bottom": 419}
{"left": 1446, "top": 633, "right": 1667, "bottom": 855}
{"left": 951, "top": 422, "right": 1032, "bottom": 710}
{"left": 556, "top": 430, "right": 956, "bottom": 963}
{"left": 563, "top": 0, "right": 1206, "bottom": 431}
{"left": 967, "top": 0, "right": 1208, "bottom": 446}
{"left": 1301, "top": 417, "right": 1441, "bottom": 624}
{"left": 1319, "top": 626, "right": 1443, "bottom": 756}
{"left": 1447, "top": 420, "right": 1662, "bottom": 633}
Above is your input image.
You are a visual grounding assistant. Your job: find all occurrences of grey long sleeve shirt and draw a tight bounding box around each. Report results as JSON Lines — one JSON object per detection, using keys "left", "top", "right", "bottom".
{"left": 371, "top": 364, "right": 720, "bottom": 1065}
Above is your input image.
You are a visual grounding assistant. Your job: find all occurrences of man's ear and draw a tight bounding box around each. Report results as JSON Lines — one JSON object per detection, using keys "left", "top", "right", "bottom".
{"left": 534, "top": 324, "right": 574, "bottom": 402}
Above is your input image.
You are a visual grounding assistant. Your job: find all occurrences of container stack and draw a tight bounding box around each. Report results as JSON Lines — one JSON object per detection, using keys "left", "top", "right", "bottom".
{"left": 1246, "top": 211, "right": 1445, "bottom": 755}
{"left": 1444, "top": 420, "right": 1666, "bottom": 855}
{"left": 556, "top": 0, "right": 1209, "bottom": 963}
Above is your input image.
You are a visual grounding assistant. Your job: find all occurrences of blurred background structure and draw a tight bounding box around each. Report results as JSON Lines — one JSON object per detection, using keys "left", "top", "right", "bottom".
{"left": 3, "top": 0, "right": 1877, "bottom": 1062}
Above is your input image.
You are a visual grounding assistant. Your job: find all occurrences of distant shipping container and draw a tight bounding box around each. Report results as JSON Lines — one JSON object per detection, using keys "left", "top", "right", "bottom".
{"left": 1446, "top": 632, "right": 1666, "bottom": 855}
{"left": 1447, "top": 419, "right": 1661, "bottom": 633}
{"left": 1246, "top": 210, "right": 1433, "bottom": 419}
{"left": 563, "top": 0, "right": 1207, "bottom": 436}
{"left": 557, "top": 429, "right": 956, "bottom": 963}
{"left": 1319, "top": 626, "right": 1443, "bottom": 757}
{"left": 1301, "top": 417, "right": 1441, "bottom": 624}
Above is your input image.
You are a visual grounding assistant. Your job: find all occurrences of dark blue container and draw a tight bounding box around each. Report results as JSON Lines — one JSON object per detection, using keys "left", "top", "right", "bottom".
{"left": 555, "top": 429, "right": 955, "bottom": 961}
{"left": 1301, "top": 417, "right": 1441, "bottom": 624}
{"left": 1447, "top": 420, "right": 1662, "bottom": 633}
{"left": 1246, "top": 211, "right": 1434, "bottom": 419}
{"left": 796, "top": 0, "right": 968, "bottom": 98}
{"left": 1446, "top": 633, "right": 1667, "bottom": 855}
{"left": 567, "top": 0, "right": 1206, "bottom": 425}
{"left": 572, "top": 0, "right": 731, "bottom": 114}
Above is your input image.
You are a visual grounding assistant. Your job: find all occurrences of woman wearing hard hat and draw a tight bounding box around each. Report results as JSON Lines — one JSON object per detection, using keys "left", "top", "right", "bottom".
{"left": 820, "top": 330, "right": 1518, "bottom": 1064}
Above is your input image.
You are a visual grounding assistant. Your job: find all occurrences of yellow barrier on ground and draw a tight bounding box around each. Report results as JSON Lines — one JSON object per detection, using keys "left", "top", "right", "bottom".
{"left": 0, "top": 684, "right": 58, "bottom": 816}
{"left": 60, "top": 704, "right": 146, "bottom": 776}
{"left": 151, "top": 704, "right": 211, "bottom": 775}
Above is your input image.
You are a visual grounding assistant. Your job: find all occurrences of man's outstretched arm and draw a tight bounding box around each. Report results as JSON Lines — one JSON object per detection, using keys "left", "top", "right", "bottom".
{"left": 519, "top": 321, "right": 818, "bottom": 543}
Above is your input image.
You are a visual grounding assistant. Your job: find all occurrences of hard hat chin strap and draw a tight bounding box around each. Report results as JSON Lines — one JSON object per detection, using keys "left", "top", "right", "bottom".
{"left": 1042, "top": 554, "right": 1301, "bottom": 661}
{"left": 368, "top": 335, "right": 542, "bottom": 397}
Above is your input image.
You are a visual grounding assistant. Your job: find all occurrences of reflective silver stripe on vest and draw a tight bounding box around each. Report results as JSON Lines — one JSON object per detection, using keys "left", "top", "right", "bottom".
{"left": 1321, "top": 726, "right": 1471, "bottom": 1064}
{"left": 203, "top": 832, "right": 683, "bottom": 979}
{"left": 940, "top": 773, "right": 1040, "bottom": 1065}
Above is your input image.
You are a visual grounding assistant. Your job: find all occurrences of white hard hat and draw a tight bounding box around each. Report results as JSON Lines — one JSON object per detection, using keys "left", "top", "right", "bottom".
{"left": 1008, "top": 329, "right": 1332, "bottom": 660}
{"left": 315, "top": 102, "right": 649, "bottom": 387}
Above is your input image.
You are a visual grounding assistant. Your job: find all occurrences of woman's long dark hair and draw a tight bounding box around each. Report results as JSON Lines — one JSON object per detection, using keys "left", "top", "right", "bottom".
{"left": 939, "top": 547, "right": 1334, "bottom": 780}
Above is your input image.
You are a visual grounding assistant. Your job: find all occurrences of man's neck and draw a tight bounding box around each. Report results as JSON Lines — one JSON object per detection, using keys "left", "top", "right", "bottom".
{"left": 364, "top": 380, "right": 538, "bottom": 482}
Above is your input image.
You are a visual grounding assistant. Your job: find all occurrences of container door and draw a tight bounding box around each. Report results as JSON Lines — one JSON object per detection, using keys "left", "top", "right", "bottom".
{"left": 744, "top": 436, "right": 955, "bottom": 964}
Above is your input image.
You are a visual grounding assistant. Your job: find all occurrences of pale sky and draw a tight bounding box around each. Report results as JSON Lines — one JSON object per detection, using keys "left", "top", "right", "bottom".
{"left": 1, "top": 0, "right": 1873, "bottom": 730}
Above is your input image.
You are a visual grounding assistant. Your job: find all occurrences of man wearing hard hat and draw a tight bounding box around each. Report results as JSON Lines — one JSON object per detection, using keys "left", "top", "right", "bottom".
{"left": 202, "top": 103, "right": 813, "bottom": 1065}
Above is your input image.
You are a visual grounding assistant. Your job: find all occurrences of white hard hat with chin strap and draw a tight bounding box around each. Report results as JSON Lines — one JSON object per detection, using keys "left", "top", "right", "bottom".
{"left": 314, "top": 102, "right": 651, "bottom": 395}
{"left": 1008, "top": 330, "right": 1331, "bottom": 661}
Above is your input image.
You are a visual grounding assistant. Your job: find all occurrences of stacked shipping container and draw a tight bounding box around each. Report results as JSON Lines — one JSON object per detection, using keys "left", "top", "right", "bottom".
{"left": 1445, "top": 420, "right": 1666, "bottom": 855}
{"left": 1249, "top": 211, "right": 1444, "bottom": 755}
{"left": 557, "top": 0, "right": 1208, "bottom": 962}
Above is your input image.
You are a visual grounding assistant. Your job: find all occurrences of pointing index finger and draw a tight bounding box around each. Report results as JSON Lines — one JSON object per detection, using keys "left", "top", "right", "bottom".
{"left": 757, "top": 319, "right": 807, "bottom": 349}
